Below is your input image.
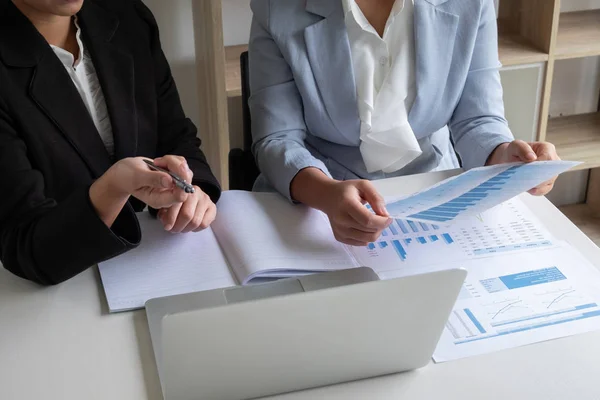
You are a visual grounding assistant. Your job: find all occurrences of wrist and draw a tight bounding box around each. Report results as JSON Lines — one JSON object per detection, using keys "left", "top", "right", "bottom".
{"left": 290, "top": 167, "right": 337, "bottom": 211}
{"left": 89, "top": 171, "right": 131, "bottom": 227}
{"left": 486, "top": 142, "right": 510, "bottom": 166}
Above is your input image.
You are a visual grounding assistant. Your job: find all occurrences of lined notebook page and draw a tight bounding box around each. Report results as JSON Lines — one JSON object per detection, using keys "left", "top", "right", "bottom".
{"left": 98, "top": 213, "right": 235, "bottom": 312}
{"left": 212, "top": 191, "right": 358, "bottom": 284}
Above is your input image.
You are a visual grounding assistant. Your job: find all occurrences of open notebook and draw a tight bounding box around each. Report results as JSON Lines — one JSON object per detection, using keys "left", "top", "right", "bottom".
{"left": 99, "top": 191, "right": 359, "bottom": 312}
{"left": 99, "top": 190, "right": 560, "bottom": 312}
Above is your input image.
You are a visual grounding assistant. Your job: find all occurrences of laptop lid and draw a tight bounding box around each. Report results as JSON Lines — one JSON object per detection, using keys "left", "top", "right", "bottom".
{"left": 152, "top": 268, "right": 466, "bottom": 400}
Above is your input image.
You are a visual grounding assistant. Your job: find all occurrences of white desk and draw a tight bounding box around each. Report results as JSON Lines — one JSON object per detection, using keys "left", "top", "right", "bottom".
{"left": 2, "top": 170, "right": 600, "bottom": 400}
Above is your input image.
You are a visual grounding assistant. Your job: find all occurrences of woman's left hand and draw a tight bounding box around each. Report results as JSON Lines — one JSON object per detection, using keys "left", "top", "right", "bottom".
{"left": 157, "top": 187, "right": 217, "bottom": 233}
{"left": 486, "top": 140, "right": 561, "bottom": 196}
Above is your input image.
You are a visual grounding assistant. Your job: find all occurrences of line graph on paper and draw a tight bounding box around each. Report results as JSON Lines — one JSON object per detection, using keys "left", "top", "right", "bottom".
{"left": 483, "top": 298, "right": 535, "bottom": 321}
{"left": 536, "top": 287, "right": 586, "bottom": 310}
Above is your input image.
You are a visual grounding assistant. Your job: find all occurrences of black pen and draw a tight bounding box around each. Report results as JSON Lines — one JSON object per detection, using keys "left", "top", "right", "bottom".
{"left": 143, "top": 159, "right": 196, "bottom": 194}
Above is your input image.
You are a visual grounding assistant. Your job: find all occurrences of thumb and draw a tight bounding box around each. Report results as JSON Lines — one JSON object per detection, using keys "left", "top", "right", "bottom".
{"left": 358, "top": 181, "right": 388, "bottom": 217}
{"left": 138, "top": 170, "right": 173, "bottom": 190}
{"left": 511, "top": 140, "right": 537, "bottom": 162}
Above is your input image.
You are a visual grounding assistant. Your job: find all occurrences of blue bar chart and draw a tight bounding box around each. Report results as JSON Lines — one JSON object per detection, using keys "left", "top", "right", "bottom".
{"left": 407, "top": 167, "right": 519, "bottom": 222}
{"left": 384, "top": 161, "right": 578, "bottom": 223}
{"left": 362, "top": 232, "right": 457, "bottom": 264}
{"left": 383, "top": 218, "right": 438, "bottom": 237}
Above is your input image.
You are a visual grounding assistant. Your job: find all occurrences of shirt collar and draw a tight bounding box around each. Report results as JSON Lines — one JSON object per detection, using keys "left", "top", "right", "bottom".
{"left": 342, "top": 0, "right": 408, "bottom": 29}
{"left": 50, "top": 16, "right": 86, "bottom": 69}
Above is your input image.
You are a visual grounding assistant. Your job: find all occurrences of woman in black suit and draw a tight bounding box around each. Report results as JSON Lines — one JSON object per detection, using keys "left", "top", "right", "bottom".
{"left": 0, "top": 0, "right": 221, "bottom": 284}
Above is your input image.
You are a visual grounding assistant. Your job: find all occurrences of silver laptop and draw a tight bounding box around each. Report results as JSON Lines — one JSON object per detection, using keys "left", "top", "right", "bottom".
{"left": 146, "top": 267, "right": 466, "bottom": 400}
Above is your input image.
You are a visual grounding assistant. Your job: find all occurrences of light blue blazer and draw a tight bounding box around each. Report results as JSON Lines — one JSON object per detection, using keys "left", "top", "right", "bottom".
{"left": 249, "top": 0, "right": 514, "bottom": 200}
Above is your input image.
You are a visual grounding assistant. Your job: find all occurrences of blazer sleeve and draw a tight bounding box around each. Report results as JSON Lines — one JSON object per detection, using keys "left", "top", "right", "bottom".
{"left": 249, "top": 0, "right": 330, "bottom": 201}
{"left": 448, "top": 0, "right": 514, "bottom": 170}
{"left": 134, "top": 1, "right": 221, "bottom": 203}
{"left": 0, "top": 95, "right": 141, "bottom": 285}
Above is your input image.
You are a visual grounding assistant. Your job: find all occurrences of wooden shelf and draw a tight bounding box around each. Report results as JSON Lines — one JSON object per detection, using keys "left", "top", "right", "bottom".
{"left": 498, "top": 32, "right": 549, "bottom": 66}
{"left": 546, "top": 113, "right": 600, "bottom": 171}
{"left": 226, "top": 34, "right": 551, "bottom": 96}
{"left": 225, "top": 45, "right": 247, "bottom": 98}
{"left": 555, "top": 10, "right": 600, "bottom": 60}
{"left": 560, "top": 204, "right": 600, "bottom": 246}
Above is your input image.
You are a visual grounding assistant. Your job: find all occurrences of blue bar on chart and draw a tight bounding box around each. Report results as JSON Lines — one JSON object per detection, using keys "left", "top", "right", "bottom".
{"left": 407, "top": 220, "right": 419, "bottom": 233}
{"left": 367, "top": 243, "right": 376, "bottom": 250}
{"left": 460, "top": 191, "right": 489, "bottom": 197}
{"left": 378, "top": 242, "right": 388, "bottom": 249}
{"left": 464, "top": 309, "right": 486, "bottom": 334}
{"left": 434, "top": 206, "right": 469, "bottom": 212}
{"left": 392, "top": 240, "right": 407, "bottom": 261}
{"left": 381, "top": 230, "right": 388, "bottom": 237}
{"left": 430, "top": 235, "right": 439, "bottom": 242}
{"left": 417, "top": 237, "right": 427, "bottom": 244}
{"left": 396, "top": 220, "right": 409, "bottom": 234}
{"left": 433, "top": 225, "right": 440, "bottom": 230}
{"left": 419, "top": 222, "right": 430, "bottom": 231}
{"left": 404, "top": 238, "right": 412, "bottom": 245}
{"left": 388, "top": 222, "right": 398, "bottom": 236}
{"left": 442, "top": 234, "right": 454, "bottom": 244}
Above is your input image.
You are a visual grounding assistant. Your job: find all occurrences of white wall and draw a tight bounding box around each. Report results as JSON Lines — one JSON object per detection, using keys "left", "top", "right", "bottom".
{"left": 222, "top": 0, "right": 252, "bottom": 46}
{"left": 143, "top": 0, "right": 200, "bottom": 130}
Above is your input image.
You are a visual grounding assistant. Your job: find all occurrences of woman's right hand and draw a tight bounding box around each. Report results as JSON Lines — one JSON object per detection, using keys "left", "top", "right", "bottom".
{"left": 320, "top": 180, "right": 393, "bottom": 246}
{"left": 89, "top": 156, "right": 191, "bottom": 227}
{"left": 291, "top": 168, "right": 392, "bottom": 246}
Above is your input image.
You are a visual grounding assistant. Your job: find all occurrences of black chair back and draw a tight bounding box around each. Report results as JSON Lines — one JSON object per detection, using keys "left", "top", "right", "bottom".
{"left": 228, "top": 51, "right": 260, "bottom": 190}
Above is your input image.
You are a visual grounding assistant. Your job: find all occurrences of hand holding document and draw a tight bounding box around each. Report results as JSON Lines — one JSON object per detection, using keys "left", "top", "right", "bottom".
{"left": 383, "top": 161, "right": 580, "bottom": 223}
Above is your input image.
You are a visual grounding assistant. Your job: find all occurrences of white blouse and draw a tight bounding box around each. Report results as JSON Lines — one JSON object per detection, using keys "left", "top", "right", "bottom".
{"left": 50, "top": 17, "right": 115, "bottom": 157}
{"left": 342, "top": 0, "right": 421, "bottom": 173}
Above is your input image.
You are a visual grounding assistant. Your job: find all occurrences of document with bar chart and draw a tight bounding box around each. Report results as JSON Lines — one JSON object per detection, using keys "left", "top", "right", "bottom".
{"left": 433, "top": 245, "right": 600, "bottom": 362}
{"left": 384, "top": 161, "right": 579, "bottom": 223}
{"left": 352, "top": 197, "right": 556, "bottom": 279}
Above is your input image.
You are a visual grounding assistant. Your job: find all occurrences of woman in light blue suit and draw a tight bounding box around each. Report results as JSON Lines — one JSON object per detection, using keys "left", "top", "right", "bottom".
{"left": 248, "top": 0, "right": 559, "bottom": 246}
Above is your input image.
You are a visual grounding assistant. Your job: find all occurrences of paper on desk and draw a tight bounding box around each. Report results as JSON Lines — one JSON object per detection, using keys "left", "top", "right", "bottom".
{"left": 383, "top": 161, "right": 580, "bottom": 223}
{"left": 98, "top": 214, "right": 236, "bottom": 312}
{"left": 432, "top": 244, "right": 600, "bottom": 362}
{"left": 353, "top": 197, "right": 556, "bottom": 279}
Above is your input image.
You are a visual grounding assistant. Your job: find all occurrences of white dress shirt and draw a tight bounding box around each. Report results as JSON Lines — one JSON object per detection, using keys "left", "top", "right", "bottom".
{"left": 342, "top": 0, "right": 422, "bottom": 173}
{"left": 50, "top": 17, "right": 115, "bottom": 157}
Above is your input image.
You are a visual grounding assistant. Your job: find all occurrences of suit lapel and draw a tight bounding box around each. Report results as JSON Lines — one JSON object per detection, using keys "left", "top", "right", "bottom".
{"left": 79, "top": 1, "right": 138, "bottom": 161}
{"left": 409, "top": 0, "right": 459, "bottom": 137}
{"left": 29, "top": 56, "right": 113, "bottom": 177}
{"left": 304, "top": 0, "right": 359, "bottom": 141}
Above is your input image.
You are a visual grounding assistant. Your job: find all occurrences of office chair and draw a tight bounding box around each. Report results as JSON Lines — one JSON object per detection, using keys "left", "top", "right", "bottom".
{"left": 228, "top": 51, "right": 260, "bottom": 190}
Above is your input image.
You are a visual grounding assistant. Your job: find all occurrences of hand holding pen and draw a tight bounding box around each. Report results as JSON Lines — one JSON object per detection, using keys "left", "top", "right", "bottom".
{"left": 144, "top": 159, "right": 195, "bottom": 193}
{"left": 89, "top": 155, "right": 196, "bottom": 228}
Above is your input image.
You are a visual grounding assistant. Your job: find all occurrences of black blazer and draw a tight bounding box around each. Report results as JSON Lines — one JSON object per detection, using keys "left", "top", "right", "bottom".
{"left": 0, "top": 0, "right": 221, "bottom": 284}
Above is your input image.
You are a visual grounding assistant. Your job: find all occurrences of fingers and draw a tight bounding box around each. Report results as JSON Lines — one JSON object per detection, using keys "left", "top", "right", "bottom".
{"left": 170, "top": 195, "right": 199, "bottom": 233}
{"left": 135, "top": 169, "right": 174, "bottom": 191}
{"left": 159, "top": 188, "right": 218, "bottom": 233}
{"left": 528, "top": 178, "right": 556, "bottom": 196}
{"left": 159, "top": 202, "right": 182, "bottom": 231}
{"left": 154, "top": 155, "right": 193, "bottom": 183}
{"left": 530, "top": 142, "right": 559, "bottom": 161}
{"left": 336, "top": 227, "right": 384, "bottom": 246}
{"left": 192, "top": 201, "right": 217, "bottom": 232}
{"left": 509, "top": 140, "right": 537, "bottom": 162}
{"left": 346, "top": 199, "right": 390, "bottom": 230}
{"left": 357, "top": 181, "right": 388, "bottom": 216}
